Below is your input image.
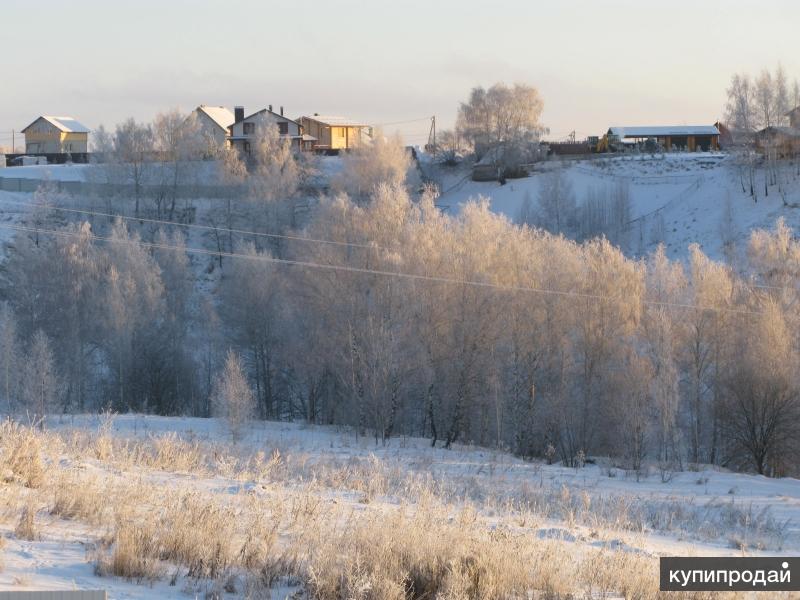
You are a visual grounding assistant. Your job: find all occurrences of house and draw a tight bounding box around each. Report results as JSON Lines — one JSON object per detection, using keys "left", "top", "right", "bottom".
{"left": 298, "top": 115, "right": 369, "bottom": 152}
{"left": 228, "top": 105, "right": 313, "bottom": 156}
{"left": 193, "top": 105, "right": 235, "bottom": 150}
{"left": 21, "top": 116, "right": 90, "bottom": 154}
{"left": 606, "top": 125, "right": 720, "bottom": 151}
{"left": 755, "top": 126, "right": 800, "bottom": 158}
{"left": 787, "top": 106, "right": 800, "bottom": 129}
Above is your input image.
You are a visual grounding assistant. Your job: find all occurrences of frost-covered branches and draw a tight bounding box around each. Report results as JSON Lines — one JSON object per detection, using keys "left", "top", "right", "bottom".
{"left": 457, "top": 83, "right": 545, "bottom": 153}
{"left": 212, "top": 350, "right": 255, "bottom": 441}
{"left": 724, "top": 64, "right": 800, "bottom": 133}
{"left": 3, "top": 176, "right": 800, "bottom": 476}
{"left": 333, "top": 132, "right": 413, "bottom": 199}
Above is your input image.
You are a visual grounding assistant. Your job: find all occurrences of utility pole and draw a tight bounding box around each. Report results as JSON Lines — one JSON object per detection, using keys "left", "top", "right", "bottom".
{"left": 432, "top": 116, "right": 436, "bottom": 161}
{"left": 11, "top": 130, "right": 14, "bottom": 153}
{"left": 428, "top": 116, "right": 436, "bottom": 160}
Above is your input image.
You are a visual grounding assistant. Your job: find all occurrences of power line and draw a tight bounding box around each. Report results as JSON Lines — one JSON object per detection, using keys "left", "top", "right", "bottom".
{"left": 0, "top": 196, "right": 389, "bottom": 252}
{"left": 0, "top": 220, "right": 765, "bottom": 316}
{"left": 370, "top": 117, "right": 433, "bottom": 127}
{"left": 0, "top": 195, "right": 792, "bottom": 298}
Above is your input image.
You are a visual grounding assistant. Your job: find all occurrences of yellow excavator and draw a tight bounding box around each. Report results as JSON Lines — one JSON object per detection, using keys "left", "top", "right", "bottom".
{"left": 595, "top": 133, "right": 620, "bottom": 153}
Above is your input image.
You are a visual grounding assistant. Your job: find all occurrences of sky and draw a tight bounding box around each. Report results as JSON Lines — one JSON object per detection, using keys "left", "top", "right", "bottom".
{"left": 1, "top": 0, "right": 799, "bottom": 149}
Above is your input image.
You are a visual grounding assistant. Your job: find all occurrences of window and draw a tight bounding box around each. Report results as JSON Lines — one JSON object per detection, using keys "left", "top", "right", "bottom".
{"left": 278, "top": 122, "right": 288, "bottom": 135}
{"left": 243, "top": 122, "right": 255, "bottom": 135}
{"left": 244, "top": 142, "right": 251, "bottom": 154}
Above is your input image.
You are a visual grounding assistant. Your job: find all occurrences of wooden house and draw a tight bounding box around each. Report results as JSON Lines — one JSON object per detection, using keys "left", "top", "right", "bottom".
{"left": 298, "top": 115, "right": 369, "bottom": 152}
{"left": 21, "top": 116, "right": 90, "bottom": 154}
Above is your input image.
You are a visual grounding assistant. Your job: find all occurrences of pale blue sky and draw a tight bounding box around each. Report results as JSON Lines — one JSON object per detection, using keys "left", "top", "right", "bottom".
{"left": 1, "top": 0, "right": 798, "bottom": 146}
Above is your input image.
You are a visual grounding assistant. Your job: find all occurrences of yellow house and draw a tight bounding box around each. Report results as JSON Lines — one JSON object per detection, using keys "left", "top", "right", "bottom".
{"left": 298, "top": 115, "right": 370, "bottom": 151}
{"left": 21, "top": 116, "right": 90, "bottom": 154}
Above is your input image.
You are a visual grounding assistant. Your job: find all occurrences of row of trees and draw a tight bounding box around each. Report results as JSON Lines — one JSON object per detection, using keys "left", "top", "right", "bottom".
{"left": 725, "top": 64, "right": 799, "bottom": 133}
{"left": 2, "top": 88, "right": 799, "bottom": 476}
{"left": 516, "top": 170, "right": 632, "bottom": 248}
{"left": 3, "top": 179, "right": 798, "bottom": 475}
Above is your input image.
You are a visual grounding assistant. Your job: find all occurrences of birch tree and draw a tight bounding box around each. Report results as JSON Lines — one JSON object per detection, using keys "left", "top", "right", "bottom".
{"left": 212, "top": 349, "right": 255, "bottom": 442}
{"left": 21, "top": 330, "right": 60, "bottom": 424}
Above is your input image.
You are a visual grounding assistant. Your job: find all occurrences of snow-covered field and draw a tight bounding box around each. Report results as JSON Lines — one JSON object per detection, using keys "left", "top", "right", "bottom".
{"left": 0, "top": 415, "right": 797, "bottom": 598}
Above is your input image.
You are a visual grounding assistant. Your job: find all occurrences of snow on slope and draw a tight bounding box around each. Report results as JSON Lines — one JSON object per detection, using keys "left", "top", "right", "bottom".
{"left": 436, "top": 153, "right": 800, "bottom": 262}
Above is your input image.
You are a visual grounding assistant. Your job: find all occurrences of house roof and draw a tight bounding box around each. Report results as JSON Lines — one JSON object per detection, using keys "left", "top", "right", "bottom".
{"left": 757, "top": 126, "right": 800, "bottom": 138}
{"left": 196, "top": 105, "right": 235, "bottom": 131}
{"left": 786, "top": 106, "right": 800, "bottom": 115}
{"left": 302, "top": 115, "right": 367, "bottom": 127}
{"left": 608, "top": 125, "right": 719, "bottom": 138}
{"left": 21, "top": 116, "right": 90, "bottom": 134}
{"left": 234, "top": 108, "right": 299, "bottom": 126}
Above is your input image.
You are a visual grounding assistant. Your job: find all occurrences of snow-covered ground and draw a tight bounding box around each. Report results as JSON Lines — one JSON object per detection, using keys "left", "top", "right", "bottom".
{"left": 0, "top": 164, "right": 91, "bottom": 181}
{"left": 0, "top": 415, "right": 797, "bottom": 598}
{"left": 434, "top": 152, "right": 800, "bottom": 262}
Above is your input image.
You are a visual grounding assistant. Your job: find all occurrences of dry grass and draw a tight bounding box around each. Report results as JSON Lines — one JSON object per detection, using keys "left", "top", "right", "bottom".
{"left": 14, "top": 499, "right": 38, "bottom": 541}
{"left": 3, "top": 421, "right": 47, "bottom": 488}
{"left": 0, "top": 419, "right": 786, "bottom": 599}
{"left": 93, "top": 517, "right": 165, "bottom": 583}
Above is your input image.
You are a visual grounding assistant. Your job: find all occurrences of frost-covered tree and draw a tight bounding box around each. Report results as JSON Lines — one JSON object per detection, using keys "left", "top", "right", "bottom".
{"left": 212, "top": 349, "right": 255, "bottom": 442}
{"left": 153, "top": 109, "right": 205, "bottom": 218}
{"left": 642, "top": 246, "right": 686, "bottom": 464}
{"left": 221, "top": 243, "right": 285, "bottom": 420}
{"left": 456, "top": 83, "right": 545, "bottom": 154}
{"left": 683, "top": 244, "right": 734, "bottom": 464}
{"left": 725, "top": 73, "right": 756, "bottom": 134}
{"left": 102, "top": 220, "right": 164, "bottom": 412}
{"left": 248, "top": 114, "right": 299, "bottom": 202}
{"left": 333, "top": 131, "right": 412, "bottom": 199}
{"left": 0, "top": 304, "right": 20, "bottom": 413}
{"left": 515, "top": 190, "right": 536, "bottom": 227}
{"left": 90, "top": 124, "right": 114, "bottom": 156}
{"left": 112, "top": 118, "right": 155, "bottom": 216}
{"left": 21, "top": 330, "right": 60, "bottom": 423}
{"left": 536, "top": 169, "right": 577, "bottom": 235}
{"left": 722, "top": 300, "right": 800, "bottom": 476}
{"left": 755, "top": 69, "right": 776, "bottom": 129}
{"left": 773, "top": 63, "right": 791, "bottom": 126}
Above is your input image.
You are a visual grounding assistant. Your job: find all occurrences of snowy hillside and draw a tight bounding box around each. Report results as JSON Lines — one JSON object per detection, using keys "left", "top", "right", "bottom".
{"left": 434, "top": 153, "right": 800, "bottom": 262}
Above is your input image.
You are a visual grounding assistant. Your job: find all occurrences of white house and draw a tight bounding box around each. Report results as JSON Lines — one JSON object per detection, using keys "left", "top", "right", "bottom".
{"left": 228, "top": 106, "right": 314, "bottom": 156}
{"left": 193, "top": 105, "right": 235, "bottom": 150}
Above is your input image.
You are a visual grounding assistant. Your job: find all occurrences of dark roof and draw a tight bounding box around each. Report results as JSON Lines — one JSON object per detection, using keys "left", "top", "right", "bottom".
{"left": 756, "top": 126, "right": 800, "bottom": 138}
{"left": 231, "top": 108, "right": 299, "bottom": 127}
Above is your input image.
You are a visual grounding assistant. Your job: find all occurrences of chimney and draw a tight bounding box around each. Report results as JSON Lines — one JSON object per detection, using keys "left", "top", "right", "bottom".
{"left": 280, "top": 106, "right": 284, "bottom": 116}
{"left": 234, "top": 106, "right": 244, "bottom": 123}
{"left": 268, "top": 104, "right": 273, "bottom": 113}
